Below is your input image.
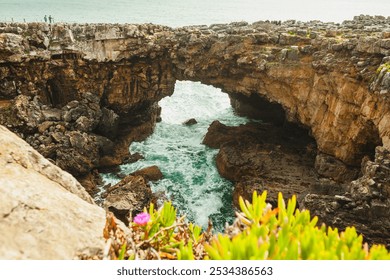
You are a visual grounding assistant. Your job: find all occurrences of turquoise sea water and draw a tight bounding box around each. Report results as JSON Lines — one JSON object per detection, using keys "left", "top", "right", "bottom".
{"left": 102, "top": 81, "right": 248, "bottom": 230}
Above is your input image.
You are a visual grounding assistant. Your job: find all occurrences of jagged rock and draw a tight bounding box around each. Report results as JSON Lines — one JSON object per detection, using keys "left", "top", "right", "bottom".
{"left": 0, "top": 33, "right": 25, "bottom": 61}
{"left": 203, "top": 120, "right": 236, "bottom": 148}
{"left": 205, "top": 121, "right": 319, "bottom": 208}
{"left": 301, "top": 146, "right": 390, "bottom": 248}
{"left": 0, "top": 125, "right": 106, "bottom": 259}
{"left": 203, "top": 121, "right": 263, "bottom": 149}
{"left": 315, "top": 153, "right": 360, "bottom": 183}
{"left": 37, "top": 121, "right": 54, "bottom": 133}
{"left": 77, "top": 169, "right": 103, "bottom": 196}
{"left": 130, "top": 165, "right": 163, "bottom": 182}
{"left": 123, "top": 152, "right": 145, "bottom": 164}
{"left": 183, "top": 118, "right": 197, "bottom": 126}
{"left": 97, "top": 107, "right": 119, "bottom": 138}
{"left": 2, "top": 18, "right": 390, "bottom": 171}
{"left": 103, "top": 175, "right": 155, "bottom": 225}
{"left": 0, "top": 19, "right": 387, "bottom": 162}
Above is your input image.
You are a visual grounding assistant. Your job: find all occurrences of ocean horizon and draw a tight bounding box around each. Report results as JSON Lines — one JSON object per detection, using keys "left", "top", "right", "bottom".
{"left": 1, "top": 0, "right": 389, "bottom": 27}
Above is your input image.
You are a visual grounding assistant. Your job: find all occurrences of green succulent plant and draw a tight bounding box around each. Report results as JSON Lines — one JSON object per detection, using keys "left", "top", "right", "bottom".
{"left": 202, "top": 191, "right": 390, "bottom": 260}
{"left": 112, "top": 191, "right": 390, "bottom": 260}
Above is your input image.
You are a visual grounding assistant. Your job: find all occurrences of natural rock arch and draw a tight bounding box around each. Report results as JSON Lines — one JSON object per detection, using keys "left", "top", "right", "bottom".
{"left": 1, "top": 18, "right": 390, "bottom": 175}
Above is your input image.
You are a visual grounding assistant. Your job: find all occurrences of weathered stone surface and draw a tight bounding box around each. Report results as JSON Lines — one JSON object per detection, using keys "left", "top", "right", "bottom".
{"left": 204, "top": 121, "right": 319, "bottom": 208}
{"left": 301, "top": 146, "right": 390, "bottom": 248}
{"left": 1, "top": 17, "right": 390, "bottom": 246}
{"left": 0, "top": 18, "right": 389, "bottom": 170}
{"left": 103, "top": 175, "right": 155, "bottom": 225}
{"left": 315, "top": 153, "right": 360, "bottom": 183}
{"left": 0, "top": 125, "right": 106, "bottom": 259}
{"left": 130, "top": 165, "right": 163, "bottom": 182}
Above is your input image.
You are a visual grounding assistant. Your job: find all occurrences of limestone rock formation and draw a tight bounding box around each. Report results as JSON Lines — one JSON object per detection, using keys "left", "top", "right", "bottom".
{"left": 301, "top": 146, "right": 390, "bottom": 247}
{"left": 172, "top": 18, "right": 390, "bottom": 170}
{"left": 0, "top": 125, "right": 106, "bottom": 259}
{"left": 1, "top": 18, "right": 390, "bottom": 178}
{"left": 203, "top": 120, "right": 319, "bottom": 207}
{"left": 0, "top": 23, "right": 176, "bottom": 187}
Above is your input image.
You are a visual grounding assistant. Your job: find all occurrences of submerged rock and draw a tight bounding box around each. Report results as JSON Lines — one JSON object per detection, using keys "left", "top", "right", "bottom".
{"left": 183, "top": 118, "right": 197, "bottom": 126}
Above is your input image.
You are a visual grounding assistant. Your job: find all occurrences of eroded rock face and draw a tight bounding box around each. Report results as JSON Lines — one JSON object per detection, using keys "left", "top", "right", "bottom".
{"left": 301, "top": 146, "right": 390, "bottom": 247}
{"left": 203, "top": 120, "right": 319, "bottom": 207}
{"left": 0, "top": 125, "right": 106, "bottom": 259}
{"left": 0, "top": 23, "right": 176, "bottom": 189}
{"left": 1, "top": 17, "right": 390, "bottom": 171}
{"left": 173, "top": 20, "right": 390, "bottom": 168}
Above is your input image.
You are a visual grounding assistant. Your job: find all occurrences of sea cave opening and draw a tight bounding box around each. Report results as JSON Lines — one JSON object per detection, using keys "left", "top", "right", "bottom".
{"left": 101, "top": 80, "right": 319, "bottom": 231}
{"left": 102, "top": 80, "right": 247, "bottom": 231}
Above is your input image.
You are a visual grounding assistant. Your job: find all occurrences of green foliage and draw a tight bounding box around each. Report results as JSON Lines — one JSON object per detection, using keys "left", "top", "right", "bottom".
{"left": 287, "top": 30, "right": 296, "bottom": 36}
{"left": 377, "top": 62, "right": 390, "bottom": 74}
{"left": 204, "top": 191, "right": 390, "bottom": 260}
{"left": 110, "top": 191, "right": 390, "bottom": 260}
{"left": 124, "top": 201, "right": 209, "bottom": 259}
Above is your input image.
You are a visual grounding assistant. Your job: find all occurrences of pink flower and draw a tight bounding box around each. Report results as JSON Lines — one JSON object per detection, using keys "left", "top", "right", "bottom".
{"left": 133, "top": 212, "right": 150, "bottom": 226}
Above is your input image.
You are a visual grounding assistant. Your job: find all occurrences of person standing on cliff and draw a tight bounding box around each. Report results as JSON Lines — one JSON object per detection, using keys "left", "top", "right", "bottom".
{"left": 49, "top": 15, "right": 53, "bottom": 24}
{"left": 44, "top": 15, "right": 47, "bottom": 23}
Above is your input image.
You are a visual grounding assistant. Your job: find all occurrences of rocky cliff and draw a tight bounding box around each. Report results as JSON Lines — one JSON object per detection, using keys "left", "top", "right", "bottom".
{"left": 1, "top": 16, "right": 390, "bottom": 246}
{"left": 1, "top": 16, "right": 390, "bottom": 176}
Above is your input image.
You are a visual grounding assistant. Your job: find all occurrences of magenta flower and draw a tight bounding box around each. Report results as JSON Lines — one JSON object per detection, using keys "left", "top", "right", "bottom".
{"left": 134, "top": 212, "right": 150, "bottom": 226}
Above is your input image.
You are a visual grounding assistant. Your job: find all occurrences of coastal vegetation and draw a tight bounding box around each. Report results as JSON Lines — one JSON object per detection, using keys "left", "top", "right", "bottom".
{"left": 377, "top": 62, "right": 390, "bottom": 73}
{"left": 104, "top": 191, "right": 390, "bottom": 260}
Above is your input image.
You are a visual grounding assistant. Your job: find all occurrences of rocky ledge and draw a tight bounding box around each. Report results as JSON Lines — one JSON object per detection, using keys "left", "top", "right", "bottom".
{"left": 1, "top": 15, "right": 390, "bottom": 247}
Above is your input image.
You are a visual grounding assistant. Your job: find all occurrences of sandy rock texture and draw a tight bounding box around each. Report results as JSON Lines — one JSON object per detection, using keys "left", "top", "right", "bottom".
{"left": 0, "top": 125, "right": 106, "bottom": 259}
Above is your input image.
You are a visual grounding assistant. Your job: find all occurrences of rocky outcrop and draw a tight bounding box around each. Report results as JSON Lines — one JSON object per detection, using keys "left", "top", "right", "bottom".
{"left": 0, "top": 23, "right": 176, "bottom": 190}
{"left": 1, "top": 17, "right": 390, "bottom": 174}
{"left": 130, "top": 165, "right": 163, "bottom": 182}
{"left": 301, "top": 146, "right": 390, "bottom": 248}
{"left": 203, "top": 120, "right": 319, "bottom": 207}
{"left": 0, "top": 125, "right": 106, "bottom": 259}
{"left": 103, "top": 175, "right": 155, "bottom": 225}
{"left": 173, "top": 17, "right": 390, "bottom": 170}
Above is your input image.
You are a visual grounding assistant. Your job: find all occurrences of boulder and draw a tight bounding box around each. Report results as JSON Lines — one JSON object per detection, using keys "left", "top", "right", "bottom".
{"left": 203, "top": 120, "right": 263, "bottom": 149}
{"left": 0, "top": 125, "right": 106, "bottom": 259}
{"left": 130, "top": 165, "right": 163, "bottom": 182}
{"left": 183, "top": 118, "right": 197, "bottom": 126}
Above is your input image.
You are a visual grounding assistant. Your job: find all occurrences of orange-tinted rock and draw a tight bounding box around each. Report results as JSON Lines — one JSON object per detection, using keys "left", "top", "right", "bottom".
{"left": 131, "top": 165, "right": 163, "bottom": 182}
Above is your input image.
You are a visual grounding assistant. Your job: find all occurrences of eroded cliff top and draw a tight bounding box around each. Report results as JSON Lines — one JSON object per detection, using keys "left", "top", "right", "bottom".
{"left": 1, "top": 15, "right": 390, "bottom": 62}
